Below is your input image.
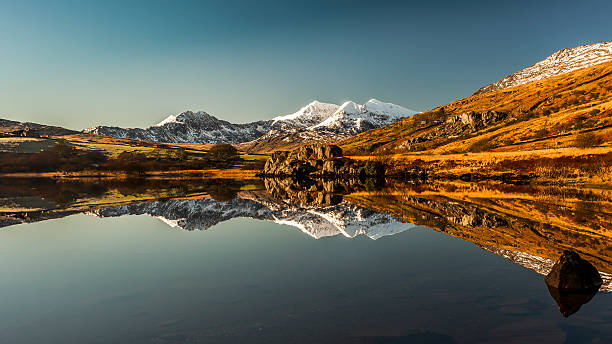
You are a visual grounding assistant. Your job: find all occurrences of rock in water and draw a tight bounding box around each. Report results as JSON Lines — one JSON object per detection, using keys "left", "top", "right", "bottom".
{"left": 545, "top": 250, "right": 602, "bottom": 291}
{"left": 545, "top": 251, "right": 602, "bottom": 317}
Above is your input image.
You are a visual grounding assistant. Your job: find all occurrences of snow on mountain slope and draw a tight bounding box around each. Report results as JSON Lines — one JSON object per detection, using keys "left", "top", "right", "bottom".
{"left": 84, "top": 99, "right": 416, "bottom": 146}
{"left": 312, "top": 99, "right": 418, "bottom": 133}
{"left": 475, "top": 42, "right": 612, "bottom": 94}
{"left": 85, "top": 111, "right": 274, "bottom": 144}
{"left": 239, "top": 99, "right": 419, "bottom": 152}
{"left": 88, "top": 193, "right": 415, "bottom": 240}
{"left": 272, "top": 100, "right": 340, "bottom": 129}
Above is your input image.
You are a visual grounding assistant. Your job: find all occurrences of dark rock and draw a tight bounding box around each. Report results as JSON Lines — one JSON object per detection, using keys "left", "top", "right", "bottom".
{"left": 262, "top": 144, "right": 354, "bottom": 177}
{"left": 545, "top": 250, "right": 603, "bottom": 292}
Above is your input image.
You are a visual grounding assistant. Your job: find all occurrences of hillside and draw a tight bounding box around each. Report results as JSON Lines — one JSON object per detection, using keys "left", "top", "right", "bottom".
{"left": 475, "top": 42, "right": 612, "bottom": 94}
{"left": 0, "top": 119, "right": 77, "bottom": 137}
{"left": 340, "top": 61, "right": 612, "bottom": 155}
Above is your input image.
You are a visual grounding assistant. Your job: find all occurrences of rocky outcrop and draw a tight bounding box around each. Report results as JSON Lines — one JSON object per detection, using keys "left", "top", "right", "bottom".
{"left": 545, "top": 250, "right": 603, "bottom": 292}
{"left": 261, "top": 144, "right": 364, "bottom": 177}
{"left": 398, "top": 111, "right": 507, "bottom": 151}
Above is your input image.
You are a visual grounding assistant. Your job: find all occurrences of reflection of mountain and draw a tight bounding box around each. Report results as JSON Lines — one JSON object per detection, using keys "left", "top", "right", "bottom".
{"left": 2, "top": 177, "right": 611, "bottom": 301}
{"left": 89, "top": 191, "right": 414, "bottom": 240}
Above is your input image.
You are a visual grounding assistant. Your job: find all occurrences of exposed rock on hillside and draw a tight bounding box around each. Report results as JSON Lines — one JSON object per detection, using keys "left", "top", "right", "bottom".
{"left": 398, "top": 111, "right": 507, "bottom": 151}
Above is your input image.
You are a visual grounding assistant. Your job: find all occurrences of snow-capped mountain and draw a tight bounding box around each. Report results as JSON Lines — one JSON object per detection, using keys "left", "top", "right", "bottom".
{"left": 271, "top": 100, "right": 340, "bottom": 130}
{"left": 85, "top": 111, "right": 274, "bottom": 144}
{"left": 475, "top": 42, "right": 612, "bottom": 94}
{"left": 312, "top": 99, "right": 417, "bottom": 133}
{"left": 84, "top": 99, "right": 417, "bottom": 147}
{"left": 239, "top": 99, "right": 418, "bottom": 152}
{"left": 88, "top": 192, "right": 415, "bottom": 240}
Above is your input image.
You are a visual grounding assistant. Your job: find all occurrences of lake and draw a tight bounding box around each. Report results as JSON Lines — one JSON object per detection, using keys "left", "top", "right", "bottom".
{"left": 0, "top": 178, "right": 610, "bottom": 343}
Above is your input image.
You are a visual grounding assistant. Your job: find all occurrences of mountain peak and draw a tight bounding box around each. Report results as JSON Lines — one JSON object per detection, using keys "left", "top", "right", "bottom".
{"left": 154, "top": 111, "right": 217, "bottom": 127}
{"left": 272, "top": 100, "right": 339, "bottom": 124}
{"left": 475, "top": 42, "right": 612, "bottom": 94}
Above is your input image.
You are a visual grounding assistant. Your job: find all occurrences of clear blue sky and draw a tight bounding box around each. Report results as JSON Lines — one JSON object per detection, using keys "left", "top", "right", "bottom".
{"left": 1, "top": 0, "right": 610, "bottom": 129}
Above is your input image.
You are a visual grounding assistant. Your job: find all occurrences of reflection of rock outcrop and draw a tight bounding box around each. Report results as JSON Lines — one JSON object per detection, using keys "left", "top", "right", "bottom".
{"left": 90, "top": 191, "right": 414, "bottom": 240}
{"left": 546, "top": 285, "right": 598, "bottom": 317}
{"left": 263, "top": 178, "right": 361, "bottom": 207}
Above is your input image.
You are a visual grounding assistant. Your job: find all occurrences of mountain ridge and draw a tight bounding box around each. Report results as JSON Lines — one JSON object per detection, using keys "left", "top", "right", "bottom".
{"left": 84, "top": 99, "right": 417, "bottom": 148}
{"left": 475, "top": 42, "right": 612, "bottom": 94}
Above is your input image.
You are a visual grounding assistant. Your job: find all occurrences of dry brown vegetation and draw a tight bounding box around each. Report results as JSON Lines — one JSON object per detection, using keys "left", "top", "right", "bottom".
{"left": 0, "top": 139, "right": 256, "bottom": 175}
{"left": 335, "top": 62, "right": 612, "bottom": 184}
{"left": 341, "top": 62, "right": 612, "bottom": 155}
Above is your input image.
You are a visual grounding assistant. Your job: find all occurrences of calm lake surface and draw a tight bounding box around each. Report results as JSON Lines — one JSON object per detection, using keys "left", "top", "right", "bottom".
{"left": 0, "top": 179, "right": 611, "bottom": 343}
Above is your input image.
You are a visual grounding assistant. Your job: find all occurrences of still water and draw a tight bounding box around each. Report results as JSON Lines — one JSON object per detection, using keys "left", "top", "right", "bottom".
{"left": 0, "top": 179, "right": 611, "bottom": 343}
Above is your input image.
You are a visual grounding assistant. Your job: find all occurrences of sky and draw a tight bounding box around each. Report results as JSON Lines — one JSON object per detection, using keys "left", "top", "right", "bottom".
{"left": 1, "top": 0, "right": 611, "bottom": 129}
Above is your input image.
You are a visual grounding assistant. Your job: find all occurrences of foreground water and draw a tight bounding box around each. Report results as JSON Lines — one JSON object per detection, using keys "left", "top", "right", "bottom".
{"left": 0, "top": 178, "right": 611, "bottom": 343}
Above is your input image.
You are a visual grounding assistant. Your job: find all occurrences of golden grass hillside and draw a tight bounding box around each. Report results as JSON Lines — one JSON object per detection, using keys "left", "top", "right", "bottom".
{"left": 340, "top": 62, "right": 612, "bottom": 155}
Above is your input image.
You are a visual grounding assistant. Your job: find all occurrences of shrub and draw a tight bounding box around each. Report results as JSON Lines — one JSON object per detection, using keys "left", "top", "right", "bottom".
{"left": 468, "top": 137, "right": 494, "bottom": 153}
{"left": 575, "top": 132, "right": 603, "bottom": 148}
{"left": 364, "top": 160, "right": 385, "bottom": 178}
{"left": 208, "top": 144, "right": 238, "bottom": 161}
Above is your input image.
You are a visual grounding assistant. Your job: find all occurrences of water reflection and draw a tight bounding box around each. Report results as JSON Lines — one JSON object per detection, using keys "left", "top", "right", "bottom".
{"left": 1, "top": 177, "right": 611, "bottom": 315}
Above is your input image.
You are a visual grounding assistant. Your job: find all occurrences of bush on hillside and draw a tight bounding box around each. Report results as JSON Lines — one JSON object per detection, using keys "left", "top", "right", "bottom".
{"left": 575, "top": 132, "right": 603, "bottom": 148}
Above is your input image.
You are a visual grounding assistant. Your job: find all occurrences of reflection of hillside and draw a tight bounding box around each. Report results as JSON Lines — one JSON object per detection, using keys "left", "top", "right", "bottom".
{"left": 0, "top": 178, "right": 262, "bottom": 228}
{"left": 2, "top": 177, "right": 611, "bottom": 292}
{"left": 346, "top": 181, "right": 612, "bottom": 278}
{"left": 479, "top": 245, "right": 611, "bottom": 292}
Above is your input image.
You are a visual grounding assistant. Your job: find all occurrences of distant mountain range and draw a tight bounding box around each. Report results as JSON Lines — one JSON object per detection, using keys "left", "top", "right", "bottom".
{"left": 2, "top": 42, "right": 611, "bottom": 154}
{"left": 475, "top": 42, "right": 612, "bottom": 94}
{"left": 84, "top": 99, "right": 417, "bottom": 151}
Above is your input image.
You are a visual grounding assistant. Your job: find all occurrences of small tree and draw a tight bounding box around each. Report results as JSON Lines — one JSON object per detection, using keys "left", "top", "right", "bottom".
{"left": 575, "top": 132, "right": 602, "bottom": 148}
{"left": 208, "top": 144, "right": 238, "bottom": 161}
{"left": 364, "top": 159, "right": 385, "bottom": 178}
{"left": 52, "top": 143, "right": 76, "bottom": 158}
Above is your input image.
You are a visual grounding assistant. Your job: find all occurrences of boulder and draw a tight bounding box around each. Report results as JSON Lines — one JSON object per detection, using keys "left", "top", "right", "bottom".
{"left": 545, "top": 250, "right": 603, "bottom": 292}
{"left": 262, "top": 144, "right": 348, "bottom": 177}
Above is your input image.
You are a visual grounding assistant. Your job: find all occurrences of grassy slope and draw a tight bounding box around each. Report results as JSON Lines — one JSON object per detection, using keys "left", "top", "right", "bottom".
{"left": 0, "top": 132, "right": 269, "bottom": 175}
{"left": 340, "top": 62, "right": 612, "bottom": 154}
